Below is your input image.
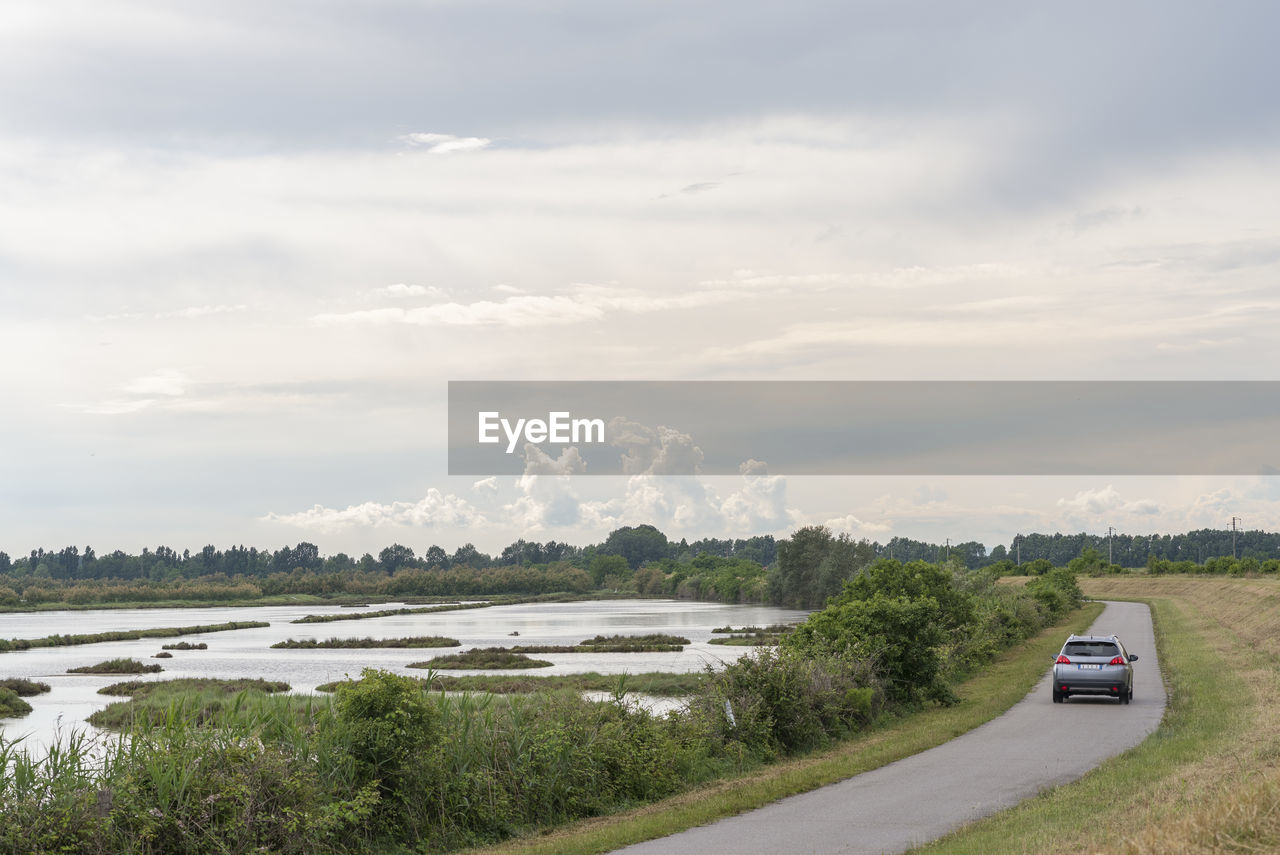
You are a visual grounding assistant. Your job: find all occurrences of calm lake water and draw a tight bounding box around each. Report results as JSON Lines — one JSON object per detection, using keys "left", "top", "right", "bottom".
{"left": 0, "top": 599, "right": 808, "bottom": 754}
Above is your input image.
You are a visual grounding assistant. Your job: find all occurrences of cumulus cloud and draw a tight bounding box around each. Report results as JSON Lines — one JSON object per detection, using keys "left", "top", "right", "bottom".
{"left": 1057, "top": 485, "right": 1160, "bottom": 516}
{"left": 720, "top": 460, "right": 796, "bottom": 530}
{"left": 261, "top": 488, "right": 486, "bottom": 533}
{"left": 824, "top": 513, "right": 892, "bottom": 536}
{"left": 397, "top": 132, "right": 491, "bottom": 153}
{"left": 607, "top": 418, "right": 704, "bottom": 475}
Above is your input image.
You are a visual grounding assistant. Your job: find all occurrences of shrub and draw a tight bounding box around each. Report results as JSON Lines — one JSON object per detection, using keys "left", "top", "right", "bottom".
{"left": 692, "top": 646, "right": 881, "bottom": 756}
{"left": 0, "top": 687, "right": 32, "bottom": 717}
{"left": 1025, "top": 568, "right": 1083, "bottom": 617}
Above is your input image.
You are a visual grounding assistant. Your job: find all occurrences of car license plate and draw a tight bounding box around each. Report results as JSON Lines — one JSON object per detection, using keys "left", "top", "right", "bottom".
{"left": 1078, "top": 664, "right": 1101, "bottom": 670}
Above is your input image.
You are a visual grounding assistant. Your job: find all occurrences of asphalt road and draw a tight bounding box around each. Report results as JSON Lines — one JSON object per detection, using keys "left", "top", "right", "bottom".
{"left": 613, "top": 601, "right": 1164, "bottom": 855}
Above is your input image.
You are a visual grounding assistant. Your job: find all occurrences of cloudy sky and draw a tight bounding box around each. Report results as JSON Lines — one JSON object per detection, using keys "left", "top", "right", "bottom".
{"left": 2, "top": 1, "right": 1279, "bottom": 559}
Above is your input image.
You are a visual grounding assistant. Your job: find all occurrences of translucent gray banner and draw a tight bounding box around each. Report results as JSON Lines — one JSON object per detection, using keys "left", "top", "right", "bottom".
{"left": 448, "top": 381, "right": 1280, "bottom": 476}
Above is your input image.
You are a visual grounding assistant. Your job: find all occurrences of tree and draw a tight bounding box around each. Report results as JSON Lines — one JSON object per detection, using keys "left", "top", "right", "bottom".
{"left": 378, "top": 544, "right": 417, "bottom": 574}
{"left": 588, "top": 554, "right": 630, "bottom": 586}
{"left": 451, "top": 543, "right": 490, "bottom": 568}
{"left": 771, "top": 526, "right": 875, "bottom": 609}
{"left": 600, "top": 525, "right": 670, "bottom": 570}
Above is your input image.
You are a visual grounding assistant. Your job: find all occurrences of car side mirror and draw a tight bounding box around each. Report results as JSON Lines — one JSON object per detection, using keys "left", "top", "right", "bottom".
{"left": 1129, "top": 654, "right": 1138, "bottom": 662}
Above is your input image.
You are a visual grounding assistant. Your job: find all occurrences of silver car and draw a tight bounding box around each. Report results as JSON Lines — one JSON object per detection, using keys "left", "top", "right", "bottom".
{"left": 1051, "top": 634, "right": 1137, "bottom": 704}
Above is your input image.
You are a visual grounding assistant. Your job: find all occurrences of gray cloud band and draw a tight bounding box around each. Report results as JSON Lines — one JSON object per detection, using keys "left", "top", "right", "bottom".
{"left": 448, "top": 381, "right": 1280, "bottom": 476}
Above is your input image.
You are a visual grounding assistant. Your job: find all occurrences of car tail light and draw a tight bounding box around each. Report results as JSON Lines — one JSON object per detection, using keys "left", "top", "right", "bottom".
{"left": 1109, "top": 656, "right": 1126, "bottom": 665}
{"left": 1055, "top": 655, "right": 1071, "bottom": 664}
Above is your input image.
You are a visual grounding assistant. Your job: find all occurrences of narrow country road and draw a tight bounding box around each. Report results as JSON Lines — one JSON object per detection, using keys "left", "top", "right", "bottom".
{"left": 613, "top": 601, "right": 1165, "bottom": 855}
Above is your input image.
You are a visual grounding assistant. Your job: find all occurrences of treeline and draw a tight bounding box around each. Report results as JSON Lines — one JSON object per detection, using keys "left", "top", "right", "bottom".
{"left": 2, "top": 524, "right": 1276, "bottom": 612}
{"left": 0, "top": 526, "right": 777, "bottom": 582}
{"left": 5, "top": 526, "right": 1273, "bottom": 589}
{"left": 0, "top": 566, "right": 595, "bottom": 609}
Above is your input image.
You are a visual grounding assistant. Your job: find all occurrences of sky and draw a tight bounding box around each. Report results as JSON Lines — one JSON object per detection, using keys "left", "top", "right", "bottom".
{"left": 2, "top": 0, "right": 1279, "bottom": 560}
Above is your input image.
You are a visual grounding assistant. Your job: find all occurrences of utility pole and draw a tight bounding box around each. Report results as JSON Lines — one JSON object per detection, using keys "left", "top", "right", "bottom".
{"left": 946, "top": 538, "right": 951, "bottom": 562}
{"left": 1015, "top": 534, "right": 1021, "bottom": 566}
{"left": 1108, "top": 526, "right": 1115, "bottom": 566}
{"left": 1231, "top": 516, "right": 1242, "bottom": 560}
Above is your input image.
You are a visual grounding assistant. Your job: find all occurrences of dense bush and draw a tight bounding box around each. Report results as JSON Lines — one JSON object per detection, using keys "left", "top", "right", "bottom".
{"left": 692, "top": 646, "right": 880, "bottom": 756}
{"left": 0, "top": 687, "right": 32, "bottom": 718}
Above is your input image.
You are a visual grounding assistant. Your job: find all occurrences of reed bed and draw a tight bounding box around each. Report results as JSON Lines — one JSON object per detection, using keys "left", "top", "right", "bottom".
{"left": 0, "top": 620, "right": 268, "bottom": 653}
{"left": 270, "top": 635, "right": 460, "bottom": 649}
{"left": 66, "top": 658, "right": 163, "bottom": 675}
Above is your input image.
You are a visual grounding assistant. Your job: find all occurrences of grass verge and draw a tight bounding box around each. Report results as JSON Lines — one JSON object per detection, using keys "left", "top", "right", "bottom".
{"left": 916, "top": 575, "right": 1280, "bottom": 854}
{"left": 456, "top": 601, "right": 1103, "bottom": 855}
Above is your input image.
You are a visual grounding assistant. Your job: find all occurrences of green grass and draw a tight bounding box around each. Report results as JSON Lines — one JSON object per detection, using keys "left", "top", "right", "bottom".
{"left": 271, "top": 635, "right": 461, "bottom": 649}
{"left": 0, "top": 620, "right": 269, "bottom": 653}
{"left": 387, "top": 671, "right": 705, "bottom": 697}
{"left": 458, "top": 602, "right": 1104, "bottom": 855}
{"left": 88, "top": 680, "right": 314, "bottom": 730}
{"left": 409, "top": 648, "right": 555, "bottom": 670}
{"left": 99, "top": 677, "right": 291, "bottom": 698}
{"left": 710, "top": 625, "right": 793, "bottom": 633}
{"left": 510, "top": 634, "right": 691, "bottom": 653}
{"left": 0, "top": 678, "right": 51, "bottom": 696}
{"left": 160, "top": 641, "right": 207, "bottom": 650}
{"left": 67, "top": 658, "right": 164, "bottom": 675}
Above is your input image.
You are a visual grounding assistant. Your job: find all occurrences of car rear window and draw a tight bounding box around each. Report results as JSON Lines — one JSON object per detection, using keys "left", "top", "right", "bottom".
{"left": 1063, "top": 641, "right": 1120, "bottom": 657}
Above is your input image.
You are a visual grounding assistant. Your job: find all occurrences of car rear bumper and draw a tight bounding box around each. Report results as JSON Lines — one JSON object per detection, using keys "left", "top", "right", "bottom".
{"left": 1053, "top": 667, "right": 1129, "bottom": 695}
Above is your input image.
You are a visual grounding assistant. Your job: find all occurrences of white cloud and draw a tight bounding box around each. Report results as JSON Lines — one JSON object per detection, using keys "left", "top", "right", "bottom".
{"left": 158, "top": 304, "right": 247, "bottom": 319}
{"left": 824, "top": 513, "right": 892, "bottom": 536}
{"left": 607, "top": 418, "right": 704, "bottom": 476}
{"left": 373, "top": 283, "right": 448, "bottom": 300}
{"left": 122, "top": 369, "right": 189, "bottom": 397}
{"left": 311, "top": 286, "right": 740, "bottom": 329}
{"left": 1056, "top": 485, "right": 1160, "bottom": 517}
{"left": 396, "top": 132, "right": 491, "bottom": 154}
{"left": 262, "top": 488, "right": 486, "bottom": 533}
{"left": 720, "top": 460, "right": 796, "bottom": 530}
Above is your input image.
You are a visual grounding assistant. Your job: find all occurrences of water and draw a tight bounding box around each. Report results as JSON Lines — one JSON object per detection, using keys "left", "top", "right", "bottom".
{"left": 0, "top": 598, "right": 807, "bottom": 754}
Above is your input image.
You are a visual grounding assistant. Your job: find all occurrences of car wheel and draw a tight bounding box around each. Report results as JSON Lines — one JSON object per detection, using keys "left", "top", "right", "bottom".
{"left": 1120, "top": 687, "right": 1130, "bottom": 705}
{"left": 1052, "top": 687, "right": 1062, "bottom": 703}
